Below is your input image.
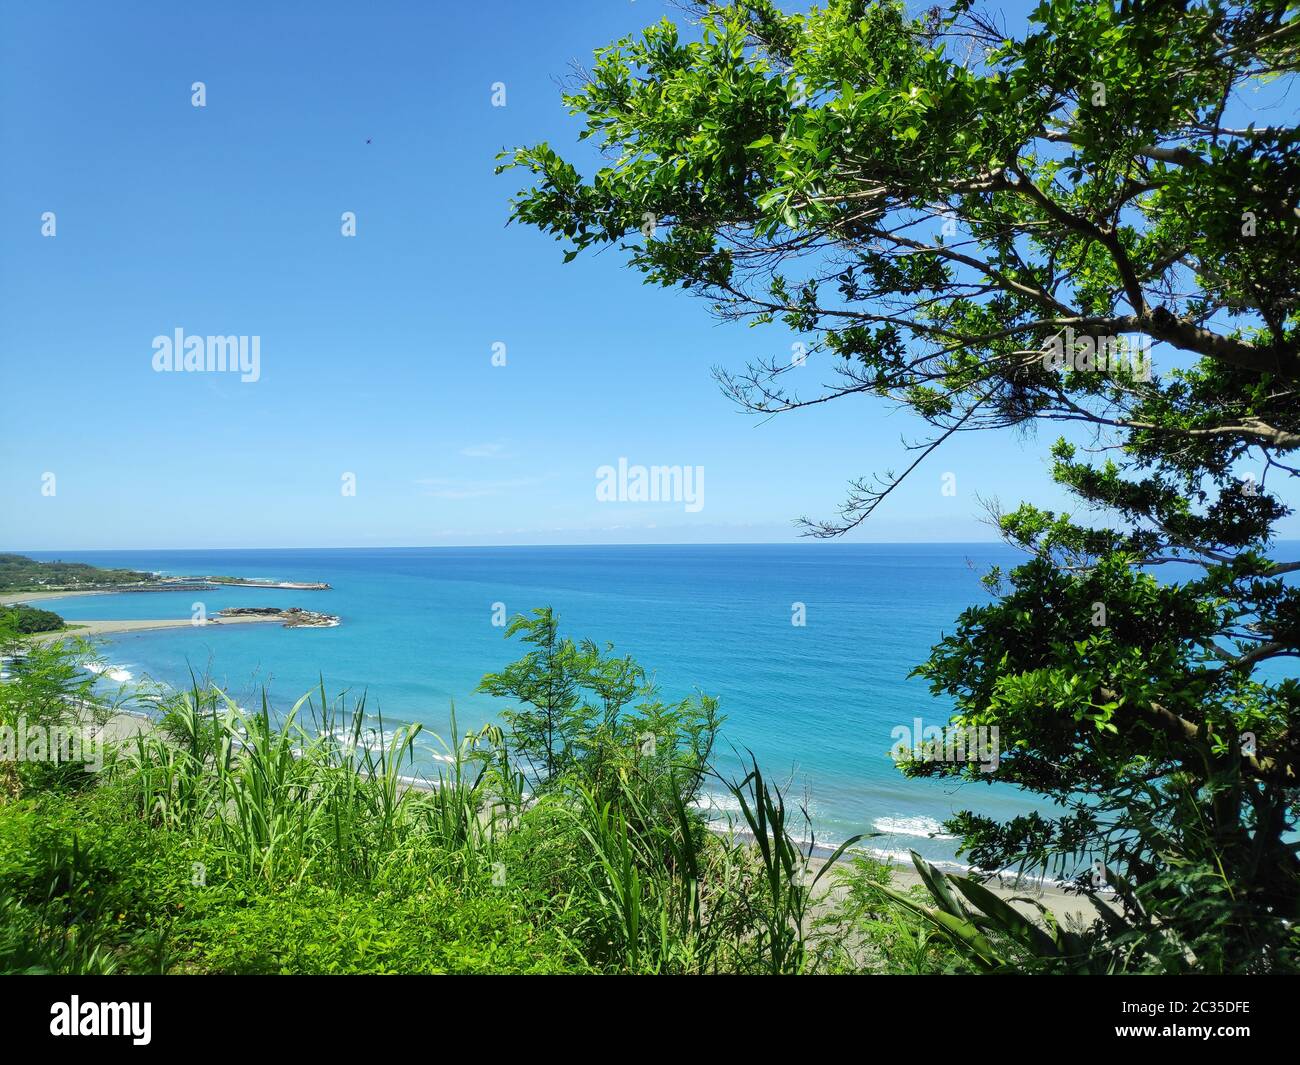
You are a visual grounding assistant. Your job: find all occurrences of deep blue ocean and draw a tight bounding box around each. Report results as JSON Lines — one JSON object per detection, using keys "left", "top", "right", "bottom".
{"left": 22, "top": 544, "right": 1069, "bottom": 867}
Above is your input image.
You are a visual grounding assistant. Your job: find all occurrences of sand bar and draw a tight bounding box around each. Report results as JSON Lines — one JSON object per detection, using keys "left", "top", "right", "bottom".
{"left": 0, "top": 589, "right": 117, "bottom": 606}
{"left": 32, "top": 616, "right": 288, "bottom": 641}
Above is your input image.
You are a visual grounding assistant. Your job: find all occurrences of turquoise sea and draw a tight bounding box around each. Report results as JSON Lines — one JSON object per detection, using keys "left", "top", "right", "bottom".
{"left": 23, "top": 544, "right": 1066, "bottom": 868}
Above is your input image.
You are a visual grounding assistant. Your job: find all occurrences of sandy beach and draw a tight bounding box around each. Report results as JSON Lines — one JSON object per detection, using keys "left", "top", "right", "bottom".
{"left": 3, "top": 590, "right": 330, "bottom": 639}
{"left": 709, "top": 828, "right": 1105, "bottom": 927}
{"left": 0, "top": 589, "right": 116, "bottom": 606}
{"left": 31, "top": 615, "right": 289, "bottom": 642}
{"left": 808, "top": 849, "right": 1103, "bottom": 926}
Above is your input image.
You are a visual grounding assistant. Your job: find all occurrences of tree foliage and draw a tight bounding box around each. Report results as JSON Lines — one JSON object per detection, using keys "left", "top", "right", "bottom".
{"left": 0, "top": 554, "right": 152, "bottom": 593}
{"left": 0, "top": 605, "right": 64, "bottom": 635}
{"left": 504, "top": 0, "right": 1300, "bottom": 970}
{"left": 477, "top": 607, "right": 720, "bottom": 804}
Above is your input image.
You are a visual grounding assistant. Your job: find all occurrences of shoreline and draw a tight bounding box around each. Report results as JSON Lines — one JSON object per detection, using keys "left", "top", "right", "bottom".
{"left": 6, "top": 588, "right": 339, "bottom": 638}
{"left": 0, "top": 589, "right": 116, "bottom": 606}
{"left": 87, "top": 705, "right": 1101, "bottom": 926}
{"left": 804, "top": 841, "right": 1103, "bottom": 924}
{"left": 1, "top": 581, "right": 330, "bottom": 607}
{"left": 33, "top": 616, "right": 291, "bottom": 641}
{"left": 708, "top": 823, "right": 1103, "bottom": 924}
{"left": 205, "top": 578, "right": 331, "bottom": 590}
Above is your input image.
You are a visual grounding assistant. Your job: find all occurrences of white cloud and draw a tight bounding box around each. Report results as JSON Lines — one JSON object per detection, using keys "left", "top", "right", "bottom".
{"left": 414, "top": 475, "right": 545, "bottom": 500}
{"left": 459, "top": 441, "right": 509, "bottom": 459}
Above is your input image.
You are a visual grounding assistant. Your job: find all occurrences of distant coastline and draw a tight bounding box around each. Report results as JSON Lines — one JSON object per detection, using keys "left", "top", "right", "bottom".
{"left": 0, "top": 551, "right": 331, "bottom": 597}
{"left": 4, "top": 577, "right": 331, "bottom": 595}
{"left": 1, "top": 555, "right": 338, "bottom": 638}
{"left": 18, "top": 610, "right": 339, "bottom": 642}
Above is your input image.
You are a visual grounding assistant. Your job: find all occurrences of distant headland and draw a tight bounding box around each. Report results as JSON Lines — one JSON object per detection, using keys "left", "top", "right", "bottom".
{"left": 0, "top": 553, "right": 331, "bottom": 594}
{"left": 0, "top": 553, "right": 338, "bottom": 637}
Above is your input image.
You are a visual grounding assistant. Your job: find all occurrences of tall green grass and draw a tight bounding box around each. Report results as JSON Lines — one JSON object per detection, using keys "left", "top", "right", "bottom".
{"left": 105, "top": 678, "right": 869, "bottom": 973}
{"left": 14, "top": 618, "right": 893, "bottom": 975}
{"left": 117, "top": 681, "right": 427, "bottom": 884}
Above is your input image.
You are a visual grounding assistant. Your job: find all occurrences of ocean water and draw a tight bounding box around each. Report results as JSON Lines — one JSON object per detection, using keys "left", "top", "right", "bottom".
{"left": 24, "top": 544, "right": 1053, "bottom": 867}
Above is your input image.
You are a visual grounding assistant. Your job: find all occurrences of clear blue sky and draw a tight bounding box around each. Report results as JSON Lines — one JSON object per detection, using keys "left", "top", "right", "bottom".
{"left": 1, "top": 0, "right": 1294, "bottom": 549}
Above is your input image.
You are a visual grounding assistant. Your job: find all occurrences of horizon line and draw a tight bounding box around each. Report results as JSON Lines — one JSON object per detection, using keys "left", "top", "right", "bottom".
{"left": 6, "top": 539, "right": 1014, "bottom": 553}
{"left": 10, "top": 538, "right": 1298, "bottom": 554}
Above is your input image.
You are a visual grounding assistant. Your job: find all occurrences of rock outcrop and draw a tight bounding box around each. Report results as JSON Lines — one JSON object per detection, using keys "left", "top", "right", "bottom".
{"left": 216, "top": 607, "right": 340, "bottom": 628}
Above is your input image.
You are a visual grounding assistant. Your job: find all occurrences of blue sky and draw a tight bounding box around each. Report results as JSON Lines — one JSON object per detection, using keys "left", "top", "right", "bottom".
{"left": 1, "top": 0, "right": 1294, "bottom": 550}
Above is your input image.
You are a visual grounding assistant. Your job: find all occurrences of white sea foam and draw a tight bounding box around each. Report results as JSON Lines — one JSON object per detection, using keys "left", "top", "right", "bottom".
{"left": 692, "top": 790, "right": 744, "bottom": 817}
{"left": 84, "top": 661, "right": 134, "bottom": 683}
{"left": 322, "top": 725, "right": 411, "bottom": 752}
{"left": 861, "top": 845, "right": 972, "bottom": 873}
{"left": 872, "top": 815, "right": 956, "bottom": 840}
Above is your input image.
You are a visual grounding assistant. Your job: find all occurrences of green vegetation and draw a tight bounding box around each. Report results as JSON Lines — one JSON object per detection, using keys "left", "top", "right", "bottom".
{"left": 0, "top": 604, "right": 64, "bottom": 635}
{"left": 0, "top": 613, "right": 890, "bottom": 975}
{"left": 5, "top": 611, "right": 1289, "bottom": 972}
{"left": 504, "top": 0, "right": 1300, "bottom": 971}
{"left": 0, "top": 553, "right": 154, "bottom": 593}
{"left": 4, "top": 0, "right": 1296, "bottom": 975}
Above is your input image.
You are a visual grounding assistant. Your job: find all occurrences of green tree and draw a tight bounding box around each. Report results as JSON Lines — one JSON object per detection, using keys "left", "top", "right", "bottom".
{"left": 478, "top": 608, "right": 720, "bottom": 803}
{"left": 502, "top": 0, "right": 1300, "bottom": 970}
{"left": 0, "top": 627, "right": 108, "bottom": 798}
{"left": 476, "top": 608, "right": 584, "bottom": 784}
{"left": 0, "top": 605, "right": 65, "bottom": 635}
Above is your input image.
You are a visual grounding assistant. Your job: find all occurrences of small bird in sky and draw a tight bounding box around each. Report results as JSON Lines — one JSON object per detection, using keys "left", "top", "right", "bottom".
{"left": 365, "top": 138, "right": 372, "bottom": 145}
